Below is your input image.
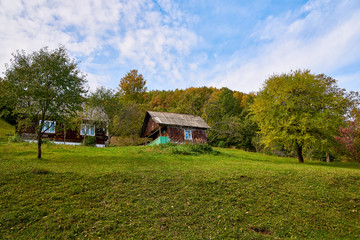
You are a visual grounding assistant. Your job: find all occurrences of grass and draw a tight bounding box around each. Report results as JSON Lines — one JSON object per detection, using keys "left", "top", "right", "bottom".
{"left": 0, "top": 143, "right": 359, "bottom": 239}
{"left": 0, "top": 118, "right": 15, "bottom": 141}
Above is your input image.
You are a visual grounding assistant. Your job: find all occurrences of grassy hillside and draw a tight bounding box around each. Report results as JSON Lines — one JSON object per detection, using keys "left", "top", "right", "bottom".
{"left": 0, "top": 143, "right": 359, "bottom": 239}
{"left": 0, "top": 118, "right": 15, "bottom": 141}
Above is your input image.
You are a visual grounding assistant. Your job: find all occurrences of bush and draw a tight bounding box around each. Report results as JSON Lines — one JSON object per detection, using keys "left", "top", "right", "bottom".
{"left": 188, "top": 143, "right": 214, "bottom": 153}
{"left": 82, "top": 136, "right": 96, "bottom": 146}
{"left": 217, "top": 141, "right": 226, "bottom": 148}
{"left": 166, "top": 143, "right": 219, "bottom": 155}
{"left": 41, "top": 139, "right": 50, "bottom": 144}
{"left": 8, "top": 133, "right": 22, "bottom": 143}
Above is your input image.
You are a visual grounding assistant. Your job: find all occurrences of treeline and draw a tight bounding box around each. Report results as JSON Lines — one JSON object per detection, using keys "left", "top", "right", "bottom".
{"left": 89, "top": 69, "right": 360, "bottom": 163}
{"left": 1, "top": 45, "right": 359, "bottom": 162}
{"left": 88, "top": 69, "right": 258, "bottom": 151}
{"left": 144, "top": 87, "right": 257, "bottom": 150}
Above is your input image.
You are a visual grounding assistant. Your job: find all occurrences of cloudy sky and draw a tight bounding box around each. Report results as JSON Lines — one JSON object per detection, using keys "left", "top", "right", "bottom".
{"left": 1, "top": 0, "right": 359, "bottom": 93}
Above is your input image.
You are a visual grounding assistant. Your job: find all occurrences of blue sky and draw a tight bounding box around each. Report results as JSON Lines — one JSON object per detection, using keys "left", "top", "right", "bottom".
{"left": 1, "top": 0, "right": 359, "bottom": 93}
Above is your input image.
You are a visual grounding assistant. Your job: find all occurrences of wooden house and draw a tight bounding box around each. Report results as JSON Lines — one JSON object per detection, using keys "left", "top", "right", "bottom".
{"left": 18, "top": 107, "right": 109, "bottom": 147}
{"left": 140, "top": 111, "right": 210, "bottom": 145}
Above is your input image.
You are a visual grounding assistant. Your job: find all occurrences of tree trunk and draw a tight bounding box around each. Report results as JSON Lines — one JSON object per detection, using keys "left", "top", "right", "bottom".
{"left": 326, "top": 152, "right": 331, "bottom": 162}
{"left": 64, "top": 123, "right": 66, "bottom": 144}
{"left": 37, "top": 133, "right": 42, "bottom": 159}
{"left": 296, "top": 144, "right": 304, "bottom": 163}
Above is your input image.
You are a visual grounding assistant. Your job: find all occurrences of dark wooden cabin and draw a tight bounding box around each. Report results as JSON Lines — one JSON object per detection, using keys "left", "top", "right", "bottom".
{"left": 140, "top": 111, "right": 210, "bottom": 145}
{"left": 18, "top": 107, "right": 109, "bottom": 147}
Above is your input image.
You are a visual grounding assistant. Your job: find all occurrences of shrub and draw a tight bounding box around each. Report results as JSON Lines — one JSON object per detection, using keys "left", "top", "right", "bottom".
{"left": 188, "top": 143, "right": 214, "bottom": 153}
{"left": 83, "top": 136, "right": 96, "bottom": 146}
{"left": 41, "top": 139, "right": 50, "bottom": 144}
{"left": 217, "top": 141, "right": 226, "bottom": 148}
{"left": 172, "top": 143, "right": 219, "bottom": 155}
{"left": 147, "top": 143, "right": 219, "bottom": 155}
{"left": 8, "top": 133, "right": 22, "bottom": 143}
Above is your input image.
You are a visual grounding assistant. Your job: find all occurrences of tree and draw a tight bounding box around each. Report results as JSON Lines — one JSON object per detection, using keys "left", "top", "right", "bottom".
{"left": 0, "top": 46, "right": 87, "bottom": 158}
{"left": 119, "top": 69, "right": 147, "bottom": 103}
{"left": 219, "top": 87, "right": 241, "bottom": 117}
{"left": 335, "top": 121, "right": 360, "bottom": 162}
{"left": 250, "top": 69, "right": 353, "bottom": 163}
{"left": 88, "top": 86, "right": 141, "bottom": 145}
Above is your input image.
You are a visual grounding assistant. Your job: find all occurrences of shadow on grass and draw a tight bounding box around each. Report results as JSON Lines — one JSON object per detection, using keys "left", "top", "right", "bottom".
{"left": 303, "top": 161, "right": 360, "bottom": 170}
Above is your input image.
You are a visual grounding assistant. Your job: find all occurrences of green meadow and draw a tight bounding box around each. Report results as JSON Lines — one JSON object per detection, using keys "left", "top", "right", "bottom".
{"left": 0, "top": 140, "right": 359, "bottom": 239}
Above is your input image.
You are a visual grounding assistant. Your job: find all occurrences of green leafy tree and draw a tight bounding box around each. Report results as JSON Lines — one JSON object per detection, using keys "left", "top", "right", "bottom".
{"left": 119, "top": 69, "right": 147, "bottom": 103}
{"left": 88, "top": 86, "right": 141, "bottom": 145}
{"left": 219, "top": 87, "right": 241, "bottom": 117}
{"left": 251, "top": 69, "right": 353, "bottom": 163}
{"left": 0, "top": 46, "right": 87, "bottom": 158}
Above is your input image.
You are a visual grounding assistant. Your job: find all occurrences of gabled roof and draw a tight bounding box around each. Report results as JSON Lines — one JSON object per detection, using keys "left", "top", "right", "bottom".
{"left": 147, "top": 111, "right": 210, "bottom": 129}
{"left": 79, "top": 104, "right": 109, "bottom": 122}
{"left": 140, "top": 111, "right": 210, "bottom": 137}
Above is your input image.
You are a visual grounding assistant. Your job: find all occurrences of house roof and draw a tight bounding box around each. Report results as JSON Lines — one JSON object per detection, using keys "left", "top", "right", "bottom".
{"left": 140, "top": 111, "right": 210, "bottom": 137}
{"left": 147, "top": 111, "right": 210, "bottom": 129}
{"left": 80, "top": 105, "right": 109, "bottom": 122}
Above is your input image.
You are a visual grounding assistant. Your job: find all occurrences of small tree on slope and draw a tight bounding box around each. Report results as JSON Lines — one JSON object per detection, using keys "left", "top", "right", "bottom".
{"left": 0, "top": 46, "right": 87, "bottom": 158}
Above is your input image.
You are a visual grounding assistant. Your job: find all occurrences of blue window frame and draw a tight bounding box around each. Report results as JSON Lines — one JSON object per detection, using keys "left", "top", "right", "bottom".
{"left": 184, "top": 130, "right": 192, "bottom": 140}
{"left": 81, "top": 124, "right": 95, "bottom": 136}
{"left": 40, "top": 120, "right": 56, "bottom": 133}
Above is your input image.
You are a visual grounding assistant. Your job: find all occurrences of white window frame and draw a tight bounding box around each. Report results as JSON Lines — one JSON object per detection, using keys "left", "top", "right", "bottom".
{"left": 184, "top": 130, "right": 192, "bottom": 140}
{"left": 40, "top": 120, "right": 56, "bottom": 133}
{"left": 80, "top": 124, "right": 95, "bottom": 136}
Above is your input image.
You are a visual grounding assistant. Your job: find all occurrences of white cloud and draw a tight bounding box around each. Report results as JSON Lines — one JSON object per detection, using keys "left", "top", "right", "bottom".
{"left": 2, "top": 0, "right": 359, "bottom": 93}
{"left": 0, "top": 0, "right": 199, "bottom": 91}
{"left": 208, "top": 0, "right": 360, "bottom": 93}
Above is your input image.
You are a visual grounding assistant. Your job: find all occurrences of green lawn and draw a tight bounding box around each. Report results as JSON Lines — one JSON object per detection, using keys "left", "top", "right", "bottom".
{"left": 0, "top": 119, "right": 14, "bottom": 141}
{"left": 0, "top": 143, "right": 359, "bottom": 239}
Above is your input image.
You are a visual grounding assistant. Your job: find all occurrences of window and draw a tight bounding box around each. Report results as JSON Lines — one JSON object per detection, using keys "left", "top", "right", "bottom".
{"left": 81, "top": 124, "right": 95, "bottom": 136}
{"left": 184, "top": 130, "right": 192, "bottom": 140}
{"left": 40, "top": 120, "right": 56, "bottom": 133}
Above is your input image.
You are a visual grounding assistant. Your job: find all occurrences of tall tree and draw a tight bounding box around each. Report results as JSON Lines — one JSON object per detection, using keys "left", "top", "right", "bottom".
{"left": 119, "top": 69, "right": 147, "bottom": 103}
{"left": 0, "top": 46, "right": 87, "bottom": 158}
{"left": 250, "top": 69, "right": 353, "bottom": 163}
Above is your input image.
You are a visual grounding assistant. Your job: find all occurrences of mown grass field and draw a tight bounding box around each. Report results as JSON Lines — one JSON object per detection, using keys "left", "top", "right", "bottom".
{"left": 0, "top": 141, "right": 359, "bottom": 239}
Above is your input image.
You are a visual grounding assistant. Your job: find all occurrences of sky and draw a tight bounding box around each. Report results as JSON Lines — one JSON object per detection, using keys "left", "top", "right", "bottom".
{"left": 1, "top": 0, "right": 360, "bottom": 93}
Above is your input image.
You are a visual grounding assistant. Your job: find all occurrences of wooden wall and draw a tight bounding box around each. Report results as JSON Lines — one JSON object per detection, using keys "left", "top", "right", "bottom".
{"left": 143, "top": 117, "right": 160, "bottom": 139}
{"left": 168, "top": 126, "right": 207, "bottom": 144}
{"left": 18, "top": 123, "right": 107, "bottom": 144}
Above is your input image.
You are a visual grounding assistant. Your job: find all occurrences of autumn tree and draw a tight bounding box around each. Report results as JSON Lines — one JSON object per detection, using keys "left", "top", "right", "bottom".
{"left": 251, "top": 69, "right": 353, "bottom": 163}
{"left": 119, "top": 69, "right": 147, "bottom": 103}
{"left": 335, "top": 121, "right": 360, "bottom": 162}
{"left": 0, "top": 46, "right": 87, "bottom": 158}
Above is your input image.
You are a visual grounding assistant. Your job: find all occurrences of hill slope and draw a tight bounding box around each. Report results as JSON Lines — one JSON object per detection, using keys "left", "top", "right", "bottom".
{"left": 0, "top": 143, "right": 359, "bottom": 239}
{"left": 0, "top": 118, "right": 14, "bottom": 141}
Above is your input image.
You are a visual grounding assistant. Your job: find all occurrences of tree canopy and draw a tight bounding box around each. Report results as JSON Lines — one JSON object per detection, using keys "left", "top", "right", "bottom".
{"left": 118, "top": 69, "right": 147, "bottom": 103}
{"left": 0, "top": 46, "right": 87, "bottom": 158}
{"left": 88, "top": 86, "right": 142, "bottom": 145}
{"left": 250, "top": 69, "right": 353, "bottom": 162}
